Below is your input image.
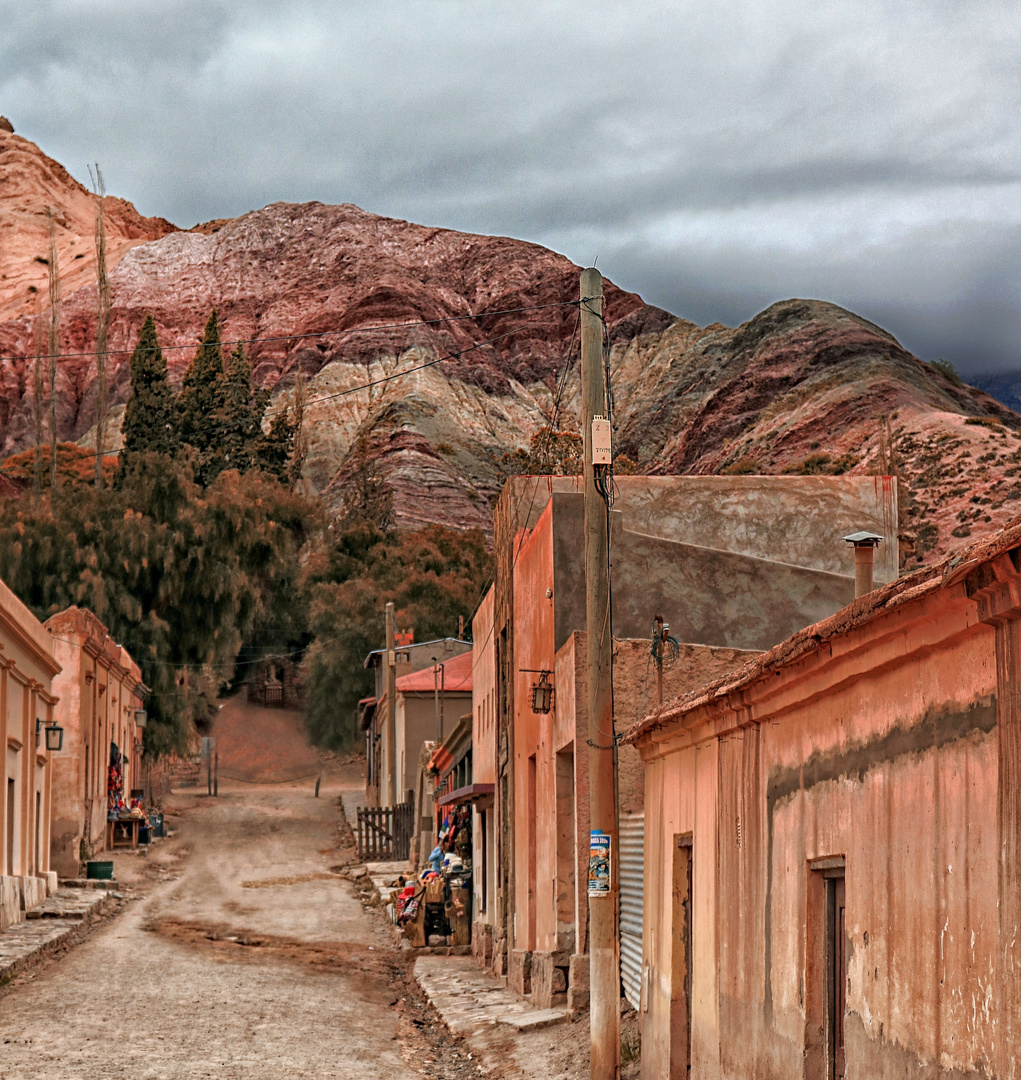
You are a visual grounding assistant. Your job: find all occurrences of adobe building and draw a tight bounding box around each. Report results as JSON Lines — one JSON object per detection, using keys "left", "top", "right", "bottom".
{"left": 0, "top": 577, "right": 62, "bottom": 930}
{"left": 421, "top": 714, "right": 477, "bottom": 865}
{"left": 45, "top": 608, "right": 146, "bottom": 879}
{"left": 362, "top": 637, "right": 472, "bottom": 807}
{"left": 470, "top": 588, "right": 498, "bottom": 964}
{"left": 625, "top": 517, "right": 1021, "bottom": 1080}
{"left": 479, "top": 474, "right": 898, "bottom": 1010}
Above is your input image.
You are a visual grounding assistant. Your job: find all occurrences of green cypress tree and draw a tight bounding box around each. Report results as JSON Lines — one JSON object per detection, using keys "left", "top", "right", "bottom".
{"left": 256, "top": 409, "right": 297, "bottom": 483}
{"left": 177, "top": 310, "right": 226, "bottom": 484}
{"left": 116, "top": 315, "right": 177, "bottom": 482}
{"left": 218, "top": 343, "right": 269, "bottom": 475}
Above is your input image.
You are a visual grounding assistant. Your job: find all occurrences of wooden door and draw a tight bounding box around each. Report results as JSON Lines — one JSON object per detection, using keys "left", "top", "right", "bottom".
{"left": 671, "top": 837, "right": 693, "bottom": 1077}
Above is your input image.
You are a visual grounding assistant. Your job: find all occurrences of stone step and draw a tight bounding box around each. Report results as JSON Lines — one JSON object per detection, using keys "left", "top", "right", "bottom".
{"left": 498, "top": 1008, "right": 569, "bottom": 1032}
{"left": 0, "top": 919, "right": 83, "bottom": 980}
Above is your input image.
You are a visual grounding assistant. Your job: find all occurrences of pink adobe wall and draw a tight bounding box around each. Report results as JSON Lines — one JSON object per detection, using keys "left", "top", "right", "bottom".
{"left": 511, "top": 498, "right": 555, "bottom": 954}
{"left": 46, "top": 608, "right": 145, "bottom": 876}
{"left": 636, "top": 586, "right": 1002, "bottom": 1080}
{"left": 48, "top": 631, "right": 86, "bottom": 878}
{"left": 529, "top": 629, "right": 757, "bottom": 960}
{"left": 472, "top": 587, "right": 496, "bottom": 788}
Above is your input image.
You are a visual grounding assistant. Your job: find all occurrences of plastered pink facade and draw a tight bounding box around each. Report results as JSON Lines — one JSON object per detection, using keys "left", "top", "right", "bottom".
{"left": 504, "top": 499, "right": 757, "bottom": 1008}
{"left": 0, "top": 576, "right": 61, "bottom": 929}
{"left": 471, "top": 588, "right": 498, "bottom": 960}
{"left": 45, "top": 608, "right": 145, "bottom": 878}
{"left": 629, "top": 522, "right": 1021, "bottom": 1079}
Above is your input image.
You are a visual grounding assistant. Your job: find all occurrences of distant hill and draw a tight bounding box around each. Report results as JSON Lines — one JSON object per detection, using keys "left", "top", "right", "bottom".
{"left": 2, "top": 130, "right": 1020, "bottom": 568}
{"left": 971, "top": 372, "right": 1021, "bottom": 415}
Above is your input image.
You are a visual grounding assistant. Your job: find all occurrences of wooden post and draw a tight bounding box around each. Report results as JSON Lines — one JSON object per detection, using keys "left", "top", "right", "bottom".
{"left": 581, "top": 267, "right": 620, "bottom": 1079}
{"left": 386, "top": 601, "right": 397, "bottom": 806}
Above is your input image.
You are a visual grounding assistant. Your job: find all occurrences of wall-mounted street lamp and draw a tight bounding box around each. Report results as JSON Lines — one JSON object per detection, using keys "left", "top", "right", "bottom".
{"left": 530, "top": 671, "right": 554, "bottom": 715}
{"left": 134, "top": 709, "right": 147, "bottom": 729}
{"left": 37, "top": 718, "right": 64, "bottom": 752}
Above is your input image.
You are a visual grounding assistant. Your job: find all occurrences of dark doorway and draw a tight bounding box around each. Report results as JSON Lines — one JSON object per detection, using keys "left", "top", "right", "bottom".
{"left": 554, "top": 747, "right": 575, "bottom": 944}
{"left": 527, "top": 753, "right": 537, "bottom": 949}
{"left": 479, "top": 808, "right": 488, "bottom": 913}
{"left": 6, "top": 778, "right": 15, "bottom": 876}
{"left": 828, "top": 874, "right": 847, "bottom": 1079}
{"left": 35, "top": 791, "right": 41, "bottom": 873}
{"left": 671, "top": 834, "right": 693, "bottom": 1076}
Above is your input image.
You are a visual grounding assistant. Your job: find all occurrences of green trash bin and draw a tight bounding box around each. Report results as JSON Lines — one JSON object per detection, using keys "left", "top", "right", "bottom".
{"left": 86, "top": 860, "right": 114, "bottom": 880}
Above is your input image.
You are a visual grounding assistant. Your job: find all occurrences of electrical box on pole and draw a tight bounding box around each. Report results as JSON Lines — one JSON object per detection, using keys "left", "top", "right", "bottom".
{"left": 581, "top": 267, "right": 620, "bottom": 1080}
{"left": 591, "top": 416, "right": 612, "bottom": 465}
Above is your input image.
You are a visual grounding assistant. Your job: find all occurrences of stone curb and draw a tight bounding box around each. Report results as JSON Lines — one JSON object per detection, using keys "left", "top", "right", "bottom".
{"left": 0, "top": 889, "right": 116, "bottom": 985}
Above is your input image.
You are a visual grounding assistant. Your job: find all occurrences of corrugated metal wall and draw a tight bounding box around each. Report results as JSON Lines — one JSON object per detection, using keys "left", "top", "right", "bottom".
{"left": 619, "top": 812, "right": 644, "bottom": 1010}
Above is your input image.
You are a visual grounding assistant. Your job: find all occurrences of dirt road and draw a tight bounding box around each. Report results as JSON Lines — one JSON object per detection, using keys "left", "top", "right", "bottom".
{"left": 0, "top": 762, "right": 483, "bottom": 1079}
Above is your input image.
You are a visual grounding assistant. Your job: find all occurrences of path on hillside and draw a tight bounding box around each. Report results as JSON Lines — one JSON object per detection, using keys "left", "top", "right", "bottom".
{"left": 0, "top": 703, "right": 485, "bottom": 1080}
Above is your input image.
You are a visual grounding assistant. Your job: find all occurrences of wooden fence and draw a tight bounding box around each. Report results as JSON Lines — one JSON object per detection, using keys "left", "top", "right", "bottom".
{"left": 357, "top": 801, "right": 414, "bottom": 861}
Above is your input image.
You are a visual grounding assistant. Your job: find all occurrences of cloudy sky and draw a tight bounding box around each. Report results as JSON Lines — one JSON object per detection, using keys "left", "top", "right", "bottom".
{"left": 4, "top": 1, "right": 1020, "bottom": 373}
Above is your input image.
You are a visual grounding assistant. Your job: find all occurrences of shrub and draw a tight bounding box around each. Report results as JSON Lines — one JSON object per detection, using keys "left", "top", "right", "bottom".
{"left": 930, "top": 359, "right": 963, "bottom": 387}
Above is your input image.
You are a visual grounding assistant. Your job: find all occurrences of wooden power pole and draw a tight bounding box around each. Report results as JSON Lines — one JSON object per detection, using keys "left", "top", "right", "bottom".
{"left": 385, "top": 601, "right": 397, "bottom": 806}
{"left": 581, "top": 267, "right": 620, "bottom": 1079}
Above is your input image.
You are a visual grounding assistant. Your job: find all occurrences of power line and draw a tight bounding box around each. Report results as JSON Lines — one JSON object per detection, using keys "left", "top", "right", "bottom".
{"left": 0, "top": 317, "right": 565, "bottom": 470}
{"left": 0, "top": 299, "right": 588, "bottom": 366}
{"left": 466, "top": 308, "right": 583, "bottom": 677}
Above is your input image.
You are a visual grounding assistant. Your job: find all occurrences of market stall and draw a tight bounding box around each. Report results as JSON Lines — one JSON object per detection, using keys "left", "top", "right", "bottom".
{"left": 107, "top": 742, "right": 160, "bottom": 849}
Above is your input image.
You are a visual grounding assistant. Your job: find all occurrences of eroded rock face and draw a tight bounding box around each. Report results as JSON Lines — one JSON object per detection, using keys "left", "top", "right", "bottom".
{"left": 0, "top": 131, "right": 178, "bottom": 321}
{"left": 1, "top": 135, "right": 1019, "bottom": 564}
{"left": 606, "top": 298, "right": 1021, "bottom": 566}
{"left": 0, "top": 145, "right": 658, "bottom": 530}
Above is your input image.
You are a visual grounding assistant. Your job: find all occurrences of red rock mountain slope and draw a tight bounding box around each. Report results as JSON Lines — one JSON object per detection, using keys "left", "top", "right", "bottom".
{"left": 0, "top": 130, "right": 177, "bottom": 321}
{"left": 0, "top": 132, "right": 1018, "bottom": 565}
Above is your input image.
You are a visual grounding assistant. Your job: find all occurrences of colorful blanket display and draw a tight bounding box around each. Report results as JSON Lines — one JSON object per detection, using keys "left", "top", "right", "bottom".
{"left": 395, "top": 804, "right": 473, "bottom": 940}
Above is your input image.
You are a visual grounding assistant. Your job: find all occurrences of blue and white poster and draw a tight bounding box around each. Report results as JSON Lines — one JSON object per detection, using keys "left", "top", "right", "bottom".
{"left": 588, "top": 830, "right": 611, "bottom": 896}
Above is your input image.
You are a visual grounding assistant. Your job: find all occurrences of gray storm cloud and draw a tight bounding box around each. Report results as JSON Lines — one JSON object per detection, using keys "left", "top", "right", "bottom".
{"left": 2, "top": 0, "right": 1019, "bottom": 372}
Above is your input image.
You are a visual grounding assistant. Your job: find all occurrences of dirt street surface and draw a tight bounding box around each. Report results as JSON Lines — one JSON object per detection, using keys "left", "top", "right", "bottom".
{"left": 0, "top": 708, "right": 491, "bottom": 1080}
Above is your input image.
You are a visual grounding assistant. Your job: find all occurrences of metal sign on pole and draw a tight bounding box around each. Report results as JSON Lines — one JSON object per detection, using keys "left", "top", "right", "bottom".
{"left": 581, "top": 267, "right": 620, "bottom": 1079}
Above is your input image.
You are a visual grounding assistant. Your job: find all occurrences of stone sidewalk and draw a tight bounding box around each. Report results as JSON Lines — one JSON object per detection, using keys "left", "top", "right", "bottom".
{"left": 415, "top": 956, "right": 568, "bottom": 1033}
{"left": 0, "top": 887, "right": 115, "bottom": 982}
{"left": 414, "top": 956, "right": 576, "bottom": 1079}
{"left": 337, "top": 788, "right": 587, "bottom": 1078}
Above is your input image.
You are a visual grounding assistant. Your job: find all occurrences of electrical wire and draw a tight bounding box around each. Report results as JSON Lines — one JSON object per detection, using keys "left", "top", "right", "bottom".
{"left": 0, "top": 317, "right": 561, "bottom": 469}
{"left": 0, "top": 299, "right": 591, "bottom": 367}
{"left": 5, "top": 298, "right": 597, "bottom": 697}
{"left": 466, "top": 306, "right": 583, "bottom": 677}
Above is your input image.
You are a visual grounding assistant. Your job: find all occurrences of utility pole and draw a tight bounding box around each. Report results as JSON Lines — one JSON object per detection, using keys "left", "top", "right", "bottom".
{"left": 385, "top": 601, "right": 397, "bottom": 806}
{"left": 581, "top": 267, "right": 619, "bottom": 1079}
{"left": 433, "top": 659, "right": 441, "bottom": 743}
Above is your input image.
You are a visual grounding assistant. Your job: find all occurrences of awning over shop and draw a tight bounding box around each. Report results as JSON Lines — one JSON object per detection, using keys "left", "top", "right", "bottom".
{"left": 437, "top": 782, "right": 495, "bottom": 808}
